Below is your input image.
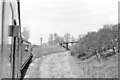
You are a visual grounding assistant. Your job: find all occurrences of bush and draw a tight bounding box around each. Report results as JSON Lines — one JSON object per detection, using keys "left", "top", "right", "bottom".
{"left": 73, "top": 24, "right": 118, "bottom": 58}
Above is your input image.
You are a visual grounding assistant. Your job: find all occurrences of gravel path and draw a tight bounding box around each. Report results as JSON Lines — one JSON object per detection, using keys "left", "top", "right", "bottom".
{"left": 24, "top": 51, "right": 77, "bottom": 78}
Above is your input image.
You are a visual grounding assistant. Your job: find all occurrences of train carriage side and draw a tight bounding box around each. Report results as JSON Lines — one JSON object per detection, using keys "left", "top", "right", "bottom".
{"left": 0, "top": 0, "right": 33, "bottom": 79}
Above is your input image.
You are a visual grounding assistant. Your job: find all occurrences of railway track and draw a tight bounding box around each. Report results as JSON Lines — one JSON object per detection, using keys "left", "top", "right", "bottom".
{"left": 24, "top": 51, "right": 78, "bottom": 78}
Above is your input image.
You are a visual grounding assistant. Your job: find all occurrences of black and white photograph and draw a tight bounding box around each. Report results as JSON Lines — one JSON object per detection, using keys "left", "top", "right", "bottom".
{"left": 0, "top": 0, "right": 119, "bottom": 79}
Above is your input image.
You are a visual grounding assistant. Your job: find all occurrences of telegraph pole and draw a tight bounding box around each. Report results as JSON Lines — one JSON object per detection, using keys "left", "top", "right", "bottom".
{"left": 40, "top": 37, "right": 42, "bottom": 46}
{"left": 40, "top": 38, "right": 43, "bottom": 54}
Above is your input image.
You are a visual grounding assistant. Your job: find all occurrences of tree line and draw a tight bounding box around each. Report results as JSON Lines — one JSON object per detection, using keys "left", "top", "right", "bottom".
{"left": 73, "top": 24, "right": 118, "bottom": 58}
{"left": 48, "top": 33, "right": 76, "bottom": 45}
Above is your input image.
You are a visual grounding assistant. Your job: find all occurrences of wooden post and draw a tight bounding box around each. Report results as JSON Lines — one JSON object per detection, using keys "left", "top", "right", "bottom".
{"left": 40, "top": 38, "right": 42, "bottom": 46}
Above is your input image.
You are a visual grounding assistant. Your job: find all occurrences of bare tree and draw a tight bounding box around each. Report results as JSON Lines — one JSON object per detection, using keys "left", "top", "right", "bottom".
{"left": 53, "top": 33, "right": 62, "bottom": 44}
{"left": 48, "top": 34, "right": 54, "bottom": 45}
{"left": 64, "top": 33, "right": 71, "bottom": 42}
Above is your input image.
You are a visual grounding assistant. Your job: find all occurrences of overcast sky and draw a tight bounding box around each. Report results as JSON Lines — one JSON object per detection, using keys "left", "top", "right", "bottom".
{"left": 0, "top": 0, "right": 119, "bottom": 44}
